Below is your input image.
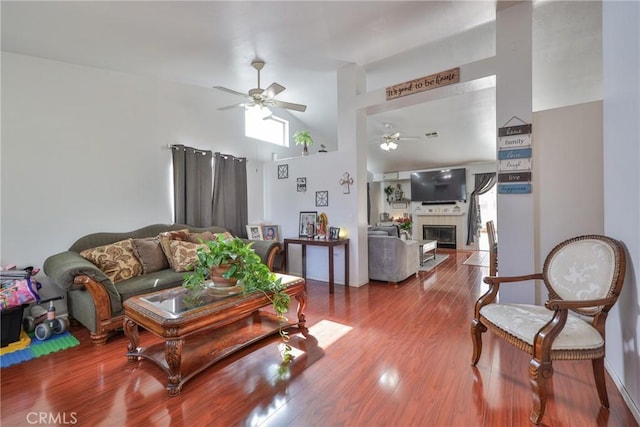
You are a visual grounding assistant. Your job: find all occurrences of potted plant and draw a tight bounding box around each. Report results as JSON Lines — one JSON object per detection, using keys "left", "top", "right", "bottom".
{"left": 293, "top": 130, "right": 313, "bottom": 156}
{"left": 183, "top": 235, "right": 293, "bottom": 359}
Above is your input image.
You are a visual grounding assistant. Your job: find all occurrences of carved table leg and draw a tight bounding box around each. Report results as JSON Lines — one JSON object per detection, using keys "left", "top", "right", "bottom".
{"left": 295, "top": 291, "right": 307, "bottom": 329}
{"left": 165, "top": 338, "right": 184, "bottom": 396}
{"left": 123, "top": 318, "right": 140, "bottom": 361}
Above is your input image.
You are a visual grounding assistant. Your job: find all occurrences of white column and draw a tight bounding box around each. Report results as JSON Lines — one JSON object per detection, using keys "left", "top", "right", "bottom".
{"left": 496, "top": 2, "right": 535, "bottom": 303}
{"left": 337, "top": 63, "right": 369, "bottom": 286}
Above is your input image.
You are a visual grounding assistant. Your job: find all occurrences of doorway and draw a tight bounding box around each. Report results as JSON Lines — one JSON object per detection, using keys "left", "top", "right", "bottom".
{"left": 477, "top": 184, "right": 497, "bottom": 251}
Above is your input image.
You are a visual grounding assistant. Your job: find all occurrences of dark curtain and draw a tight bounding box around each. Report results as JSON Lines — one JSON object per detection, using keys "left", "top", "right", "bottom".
{"left": 212, "top": 152, "right": 248, "bottom": 237}
{"left": 172, "top": 145, "right": 213, "bottom": 227}
{"left": 466, "top": 172, "right": 497, "bottom": 245}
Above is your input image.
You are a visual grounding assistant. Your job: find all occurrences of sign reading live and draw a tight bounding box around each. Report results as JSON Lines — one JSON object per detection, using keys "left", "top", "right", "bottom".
{"left": 497, "top": 121, "right": 533, "bottom": 194}
{"left": 386, "top": 68, "right": 460, "bottom": 100}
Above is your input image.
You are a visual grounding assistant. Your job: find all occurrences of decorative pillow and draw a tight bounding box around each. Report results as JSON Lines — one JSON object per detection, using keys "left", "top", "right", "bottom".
{"left": 80, "top": 239, "right": 143, "bottom": 284}
{"left": 158, "top": 229, "right": 191, "bottom": 270}
{"left": 131, "top": 237, "right": 169, "bottom": 274}
{"left": 189, "top": 231, "right": 216, "bottom": 243}
{"left": 168, "top": 240, "right": 207, "bottom": 272}
{"left": 189, "top": 231, "right": 234, "bottom": 244}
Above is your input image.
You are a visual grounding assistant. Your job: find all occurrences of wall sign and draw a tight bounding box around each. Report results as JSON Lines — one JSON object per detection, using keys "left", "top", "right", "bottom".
{"left": 498, "top": 133, "right": 532, "bottom": 149}
{"left": 498, "top": 183, "right": 532, "bottom": 194}
{"left": 499, "top": 158, "right": 532, "bottom": 171}
{"left": 498, "top": 172, "right": 532, "bottom": 183}
{"left": 497, "top": 148, "right": 532, "bottom": 160}
{"left": 497, "top": 117, "right": 532, "bottom": 194}
{"left": 386, "top": 68, "right": 460, "bottom": 100}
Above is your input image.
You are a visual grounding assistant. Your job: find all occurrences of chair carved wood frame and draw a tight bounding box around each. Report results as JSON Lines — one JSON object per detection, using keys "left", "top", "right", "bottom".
{"left": 471, "top": 235, "right": 626, "bottom": 424}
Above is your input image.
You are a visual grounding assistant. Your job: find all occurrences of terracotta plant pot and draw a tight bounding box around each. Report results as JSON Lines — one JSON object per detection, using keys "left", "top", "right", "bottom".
{"left": 210, "top": 264, "right": 238, "bottom": 287}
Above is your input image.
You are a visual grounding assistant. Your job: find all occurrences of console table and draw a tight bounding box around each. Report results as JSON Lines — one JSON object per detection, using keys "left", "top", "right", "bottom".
{"left": 284, "top": 237, "right": 349, "bottom": 294}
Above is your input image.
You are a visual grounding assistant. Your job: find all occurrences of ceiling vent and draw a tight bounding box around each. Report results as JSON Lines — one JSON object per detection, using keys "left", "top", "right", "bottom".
{"left": 425, "top": 131, "right": 439, "bottom": 138}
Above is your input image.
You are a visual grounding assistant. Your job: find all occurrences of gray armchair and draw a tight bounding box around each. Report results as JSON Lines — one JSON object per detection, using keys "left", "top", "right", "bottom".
{"left": 368, "top": 226, "right": 420, "bottom": 284}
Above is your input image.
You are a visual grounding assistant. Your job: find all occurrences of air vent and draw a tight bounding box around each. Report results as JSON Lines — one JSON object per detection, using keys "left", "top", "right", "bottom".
{"left": 425, "top": 131, "right": 439, "bottom": 138}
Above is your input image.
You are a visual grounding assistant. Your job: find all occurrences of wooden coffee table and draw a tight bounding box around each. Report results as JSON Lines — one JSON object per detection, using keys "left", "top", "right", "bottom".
{"left": 123, "top": 273, "right": 306, "bottom": 396}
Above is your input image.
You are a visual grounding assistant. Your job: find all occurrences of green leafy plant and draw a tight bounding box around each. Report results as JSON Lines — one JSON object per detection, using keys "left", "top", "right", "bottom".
{"left": 293, "top": 130, "right": 314, "bottom": 146}
{"left": 182, "top": 235, "right": 292, "bottom": 358}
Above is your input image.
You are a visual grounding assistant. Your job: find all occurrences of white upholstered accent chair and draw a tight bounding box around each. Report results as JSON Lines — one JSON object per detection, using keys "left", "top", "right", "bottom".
{"left": 471, "top": 235, "right": 626, "bottom": 424}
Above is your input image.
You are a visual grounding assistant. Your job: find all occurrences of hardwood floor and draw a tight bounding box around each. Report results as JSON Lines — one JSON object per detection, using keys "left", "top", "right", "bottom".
{"left": 1, "top": 250, "right": 637, "bottom": 426}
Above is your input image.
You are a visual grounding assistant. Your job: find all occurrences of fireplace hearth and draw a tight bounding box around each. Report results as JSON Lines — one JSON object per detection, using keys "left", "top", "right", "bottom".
{"left": 423, "top": 225, "right": 457, "bottom": 249}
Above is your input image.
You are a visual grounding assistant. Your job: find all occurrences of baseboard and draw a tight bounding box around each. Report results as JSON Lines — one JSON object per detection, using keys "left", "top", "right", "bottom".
{"left": 606, "top": 359, "right": 640, "bottom": 424}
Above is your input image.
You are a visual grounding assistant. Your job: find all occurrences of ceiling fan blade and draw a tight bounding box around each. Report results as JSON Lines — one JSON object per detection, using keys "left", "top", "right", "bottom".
{"left": 213, "top": 86, "right": 248, "bottom": 98}
{"left": 390, "top": 132, "right": 400, "bottom": 139}
{"left": 272, "top": 100, "right": 307, "bottom": 112}
{"left": 398, "top": 136, "right": 421, "bottom": 140}
{"left": 262, "top": 82, "right": 285, "bottom": 99}
{"left": 217, "top": 102, "right": 246, "bottom": 111}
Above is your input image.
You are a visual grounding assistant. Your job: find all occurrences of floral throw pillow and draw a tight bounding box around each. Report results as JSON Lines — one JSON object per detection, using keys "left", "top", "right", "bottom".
{"left": 158, "top": 229, "right": 191, "bottom": 271}
{"left": 168, "top": 240, "right": 208, "bottom": 272}
{"left": 80, "top": 239, "right": 143, "bottom": 284}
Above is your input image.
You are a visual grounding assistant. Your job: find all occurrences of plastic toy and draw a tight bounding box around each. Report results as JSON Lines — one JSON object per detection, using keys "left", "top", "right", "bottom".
{"left": 22, "top": 296, "right": 68, "bottom": 340}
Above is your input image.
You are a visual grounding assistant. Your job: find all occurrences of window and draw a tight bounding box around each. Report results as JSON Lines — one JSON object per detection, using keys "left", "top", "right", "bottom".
{"left": 244, "top": 107, "right": 289, "bottom": 146}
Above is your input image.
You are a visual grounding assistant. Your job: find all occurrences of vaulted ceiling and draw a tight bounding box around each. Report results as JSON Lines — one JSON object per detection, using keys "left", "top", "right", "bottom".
{"left": 1, "top": 1, "right": 601, "bottom": 173}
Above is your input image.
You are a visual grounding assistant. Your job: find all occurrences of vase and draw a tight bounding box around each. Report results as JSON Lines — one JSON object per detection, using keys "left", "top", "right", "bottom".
{"left": 302, "top": 142, "right": 308, "bottom": 156}
{"left": 210, "top": 264, "right": 238, "bottom": 287}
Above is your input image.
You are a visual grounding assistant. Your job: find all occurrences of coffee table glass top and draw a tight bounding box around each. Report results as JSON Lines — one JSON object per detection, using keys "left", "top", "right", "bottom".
{"left": 141, "top": 283, "right": 243, "bottom": 315}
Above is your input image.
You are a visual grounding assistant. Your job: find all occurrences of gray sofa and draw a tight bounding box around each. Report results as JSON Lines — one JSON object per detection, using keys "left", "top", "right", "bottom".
{"left": 368, "top": 225, "right": 420, "bottom": 284}
{"left": 43, "top": 224, "right": 281, "bottom": 346}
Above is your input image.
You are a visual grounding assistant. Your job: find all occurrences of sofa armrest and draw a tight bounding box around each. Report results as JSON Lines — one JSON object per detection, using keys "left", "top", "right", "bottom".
{"left": 44, "top": 251, "right": 111, "bottom": 290}
{"left": 242, "top": 239, "right": 282, "bottom": 271}
{"left": 43, "top": 251, "right": 122, "bottom": 315}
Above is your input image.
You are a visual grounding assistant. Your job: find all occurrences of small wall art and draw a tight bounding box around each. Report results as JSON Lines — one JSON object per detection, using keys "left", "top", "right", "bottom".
{"left": 315, "top": 190, "right": 328, "bottom": 207}
{"left": 277, "top": 164, "right": 288, "bottom": 179}
{"left": 297, "top": 177, "right": 307, "bottom": 192}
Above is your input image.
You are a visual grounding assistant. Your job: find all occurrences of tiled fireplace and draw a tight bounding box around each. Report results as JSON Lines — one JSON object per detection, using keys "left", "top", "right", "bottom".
{"left": 413, "top": 208, "right": 468, "bottom": 250}
{"left": 423, "top": 225, "right": 457, "bottom": 249}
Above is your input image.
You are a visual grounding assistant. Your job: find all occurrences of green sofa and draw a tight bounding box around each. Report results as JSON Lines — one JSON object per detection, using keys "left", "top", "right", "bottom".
{"left": 43, "top": 224, "right": 281, "bottom": 346}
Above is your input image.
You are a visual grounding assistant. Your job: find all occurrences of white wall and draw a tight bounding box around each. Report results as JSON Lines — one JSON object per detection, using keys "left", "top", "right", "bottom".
{"left": 603, "top": 0, "right": 640, "bottom": 419}
{"left": 533, "top": 101, "right": 604, "bottom": 301}
{"left": 0, "top": 53, "right": 303, "bottom": 299}
{"left": 265, "top": 151, "right": 355, "bottom": 285}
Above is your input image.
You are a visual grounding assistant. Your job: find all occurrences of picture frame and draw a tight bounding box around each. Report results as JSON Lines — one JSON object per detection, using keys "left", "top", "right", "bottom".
{"left": 246, "top": 225, "right": 264, "bottom": 240}
{"left": 315, "top": 190, "right": 328, "bottom": 207}
{"left": 297, "top": 177, "right": 307, "bottom": 192}
{"left": 299, "top": 211, "right": 317, "bottom": 237}
{"left": 262, "top": 225, "right": 280, "bottom": 242}
{"left": 277, "top": 164, "right": 288, "bottom": 179}
{"left": 329, "top": 226, "right": 340, "bottom": 240}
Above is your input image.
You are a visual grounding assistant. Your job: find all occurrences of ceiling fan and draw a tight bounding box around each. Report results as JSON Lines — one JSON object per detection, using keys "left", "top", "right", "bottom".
{"left": 377, "top": 124, "right": 420, "bottom": 151}
{"left": 213, "top": 60, "right": 307, "bottom": 114}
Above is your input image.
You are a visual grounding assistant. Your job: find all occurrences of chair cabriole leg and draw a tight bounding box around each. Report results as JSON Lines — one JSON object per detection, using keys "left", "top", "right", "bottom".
{"left": 529, "top": 358, "right": 553, "bottom": 424}
{"left": 470, "top": 319, "right": 486, "bottom": 365}
{"left": 592, "top": 357, "right": 610, "bottom": 408}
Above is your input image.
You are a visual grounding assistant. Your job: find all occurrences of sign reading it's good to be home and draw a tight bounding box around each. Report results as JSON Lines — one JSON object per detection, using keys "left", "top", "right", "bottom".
{"left": 386, "top": 68, "right": 460, "bottom": 100}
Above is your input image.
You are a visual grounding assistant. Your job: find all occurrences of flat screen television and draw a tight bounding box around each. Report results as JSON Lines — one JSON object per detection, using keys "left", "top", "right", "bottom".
{"left": 410, "top": 168, "right": 467, "bottom": 203}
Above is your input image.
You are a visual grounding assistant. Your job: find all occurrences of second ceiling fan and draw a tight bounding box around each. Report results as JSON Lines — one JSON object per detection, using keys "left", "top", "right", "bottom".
{"left": 378, "top": 124, "right": 420, "bottom": 151}
{"left": 213, "top": 60, "right": 307, "bottom": 113}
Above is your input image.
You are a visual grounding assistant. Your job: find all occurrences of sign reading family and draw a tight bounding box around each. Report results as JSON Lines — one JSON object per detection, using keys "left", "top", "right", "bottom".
{"left": 386, "top": 68, "right": 460, "bottom": 100}
{"left": 497, "top": 120, "right": 533, "bottom": 194}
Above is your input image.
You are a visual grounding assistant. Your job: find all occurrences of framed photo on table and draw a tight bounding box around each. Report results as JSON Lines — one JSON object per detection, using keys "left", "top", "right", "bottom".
{"left": 299, "top": 211, "right": 317, "bottom": 237}
{"left": 246, "top": 225, "right": 263, "bottom": 240}
{"left": 329, "top": 227, "right": 340, "bottom": 240}
{"left": 262, "top": 225, "right": 280, "bottom": 241}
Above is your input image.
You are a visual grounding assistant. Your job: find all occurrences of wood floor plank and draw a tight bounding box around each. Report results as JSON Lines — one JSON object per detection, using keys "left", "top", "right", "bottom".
{"left": 1, "top": 251, "right": 637, "bottom": 426}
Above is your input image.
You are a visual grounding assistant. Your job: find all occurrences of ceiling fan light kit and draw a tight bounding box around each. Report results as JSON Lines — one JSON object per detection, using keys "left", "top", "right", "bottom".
{"left": 214, "top": 60, "right": 307, "bottom": 113}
